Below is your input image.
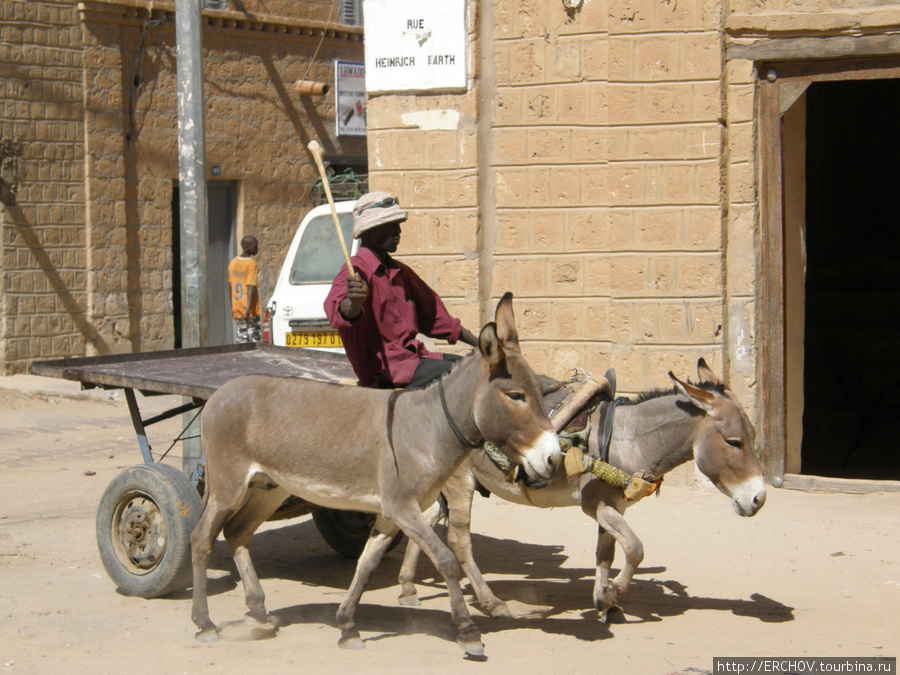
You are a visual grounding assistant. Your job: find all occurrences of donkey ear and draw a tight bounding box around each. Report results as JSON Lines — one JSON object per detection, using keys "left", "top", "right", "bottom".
{"left": 494, "top": 292, "right": 519, "bottom": 347}
{"left": 697, "top": 357, "right": 724, "bottom": 386}
{"left": 669, "top": 371, "right": 717, "bottom": 413}
{"left": 479, "top": 322, "right": 505, "bottom": 365}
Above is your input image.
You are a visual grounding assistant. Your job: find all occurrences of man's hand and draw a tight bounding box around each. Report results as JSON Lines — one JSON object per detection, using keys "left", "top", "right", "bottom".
{"left": 347, "top": 275, "right": 368, "bottom": 308}
{"left": 339, "top": 273, "right": 368, "bottom": 320}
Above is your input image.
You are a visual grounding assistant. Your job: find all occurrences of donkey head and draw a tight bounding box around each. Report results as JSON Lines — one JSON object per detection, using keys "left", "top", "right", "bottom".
{"left": 474, "top": 293, "right": 560, "bottom": 488}
{"left": 669, "top": 358, "right": 767, "bottom": 517}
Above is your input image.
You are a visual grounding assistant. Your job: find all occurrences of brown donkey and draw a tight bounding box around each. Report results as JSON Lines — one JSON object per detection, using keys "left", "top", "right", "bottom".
{"left": 190, "top": 293, "right": 561, "bottom": 656}
{"left": 398, "top": 359, "right": 767, "bottom": 621}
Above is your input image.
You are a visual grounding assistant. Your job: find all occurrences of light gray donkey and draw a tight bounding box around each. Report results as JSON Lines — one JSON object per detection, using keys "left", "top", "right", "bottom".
{"left": 190, "top": 293, "right": 561, "bottom": 656}
{"left": 397, "top": 359, "right": 767, "bottom": 621}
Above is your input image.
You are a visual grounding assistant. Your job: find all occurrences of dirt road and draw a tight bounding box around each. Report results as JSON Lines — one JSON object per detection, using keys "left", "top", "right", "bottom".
{"left": 0, "top": 375, "right": 897, "bottom": 674}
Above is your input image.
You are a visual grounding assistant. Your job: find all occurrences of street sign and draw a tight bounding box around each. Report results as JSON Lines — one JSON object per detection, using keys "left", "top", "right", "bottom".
{"left": 363, "top": 0, "right": 468, "bottom": 93}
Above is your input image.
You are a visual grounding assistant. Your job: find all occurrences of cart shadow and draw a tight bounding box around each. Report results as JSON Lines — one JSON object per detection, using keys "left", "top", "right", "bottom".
{"left": 201, "top": 518, "right": 794, "bottom": 641}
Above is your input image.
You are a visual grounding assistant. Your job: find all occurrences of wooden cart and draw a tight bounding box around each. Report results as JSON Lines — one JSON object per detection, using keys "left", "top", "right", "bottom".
{"left": 31, "top": 344, "right": 382, "bottom": 598}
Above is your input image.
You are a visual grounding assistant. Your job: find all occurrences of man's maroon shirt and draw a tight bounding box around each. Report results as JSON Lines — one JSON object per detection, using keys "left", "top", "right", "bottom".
{"left": 324, "top": 247, "right": 463, "bottom": 388}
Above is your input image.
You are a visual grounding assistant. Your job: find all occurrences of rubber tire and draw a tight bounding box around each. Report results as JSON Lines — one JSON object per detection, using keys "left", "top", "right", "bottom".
{"left": 96, "top": 463, "right": 203, "bottom": 598}
{"left": 312, "top": 508, "right": 403, "bottom": 559}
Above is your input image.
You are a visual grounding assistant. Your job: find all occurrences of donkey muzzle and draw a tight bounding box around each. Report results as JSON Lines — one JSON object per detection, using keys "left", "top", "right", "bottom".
{"left": 516, "top": 430, "right": 561, "bottom": 487}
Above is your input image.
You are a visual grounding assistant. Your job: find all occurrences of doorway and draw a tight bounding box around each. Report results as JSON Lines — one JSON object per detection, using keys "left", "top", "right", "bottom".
{"left": 171, "top": 181, "right": 238, "bottom": 347}
{"left": 763, "top": 62, "right": 900, "bottom": 483}
{"left": 800, "top": 79, "right": 900, "bottom": 480}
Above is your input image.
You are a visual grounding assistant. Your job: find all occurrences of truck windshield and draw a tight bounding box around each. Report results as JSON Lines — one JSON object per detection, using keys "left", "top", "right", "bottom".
{"left": 289, "top": 213, "right": 355, "bottom": 284}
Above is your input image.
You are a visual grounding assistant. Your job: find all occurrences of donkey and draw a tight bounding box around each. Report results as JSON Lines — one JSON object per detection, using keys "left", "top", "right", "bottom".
{"left": 190, "top": 293, "right": 561, "bottom": 656}
{"left": 397, "top": 359, "right": 767, "bottom": 621}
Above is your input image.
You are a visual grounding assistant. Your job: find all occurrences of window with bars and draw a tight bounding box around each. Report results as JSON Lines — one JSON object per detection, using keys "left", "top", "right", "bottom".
{"left": 339, "top": 0, "right": 363, "bottom": 26}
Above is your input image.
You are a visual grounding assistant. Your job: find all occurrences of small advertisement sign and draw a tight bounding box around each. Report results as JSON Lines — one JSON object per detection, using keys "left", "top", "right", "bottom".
{"left": 335, "top": 61, "right": 366, "bottom": 137}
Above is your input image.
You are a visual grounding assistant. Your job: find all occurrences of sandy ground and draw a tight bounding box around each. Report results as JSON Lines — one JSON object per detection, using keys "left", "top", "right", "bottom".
{"left": 0, "top": 374, "right": 898, "bottom": 675}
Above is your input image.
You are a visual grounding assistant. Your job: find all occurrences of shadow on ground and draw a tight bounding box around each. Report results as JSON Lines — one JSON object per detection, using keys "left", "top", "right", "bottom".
{"left": 198, "top": 517, "right": 794, "bottom": 647}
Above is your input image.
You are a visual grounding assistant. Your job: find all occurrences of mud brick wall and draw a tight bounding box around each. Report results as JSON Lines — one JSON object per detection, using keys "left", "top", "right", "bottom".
{"left": 0, "top": 0, "right": 363, "bottom": 372}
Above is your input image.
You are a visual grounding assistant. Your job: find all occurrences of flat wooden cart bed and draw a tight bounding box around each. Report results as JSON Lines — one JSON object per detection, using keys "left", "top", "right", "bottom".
{"left": 31, "top": 344, "right": 375, "bottom": 598}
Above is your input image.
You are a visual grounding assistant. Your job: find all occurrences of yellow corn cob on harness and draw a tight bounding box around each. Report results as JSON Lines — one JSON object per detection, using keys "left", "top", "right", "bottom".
{"left": 480, "top": 370, "right": 661, "bottom": 503}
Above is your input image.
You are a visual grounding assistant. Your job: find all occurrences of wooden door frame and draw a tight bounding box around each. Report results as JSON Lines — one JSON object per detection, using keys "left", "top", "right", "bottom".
{"left": 757, "top": 56, "right": 900, "bottom": 483}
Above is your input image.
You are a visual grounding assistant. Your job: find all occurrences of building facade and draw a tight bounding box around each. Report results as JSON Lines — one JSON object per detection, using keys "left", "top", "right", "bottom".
{"left": 1, "top": 0, "right": 364, "bottom": 365}
{"left": 3, "top": 0, "right": 899, "bottom": 483}
{"left": 362, "top": 0, "right": 900, "bottom": 484}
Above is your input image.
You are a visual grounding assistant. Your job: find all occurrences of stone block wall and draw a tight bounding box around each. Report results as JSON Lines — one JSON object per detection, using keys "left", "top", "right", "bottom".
{"left": 1, "top": 0, "right": 88, "bottom": 368}
{"left": 1, "top": 0, "right": 364, "bottom": 372}
{"left": 367, "top": 0, "right": 739, "bottom": 401}
{"left": 365, "top": 80, "right": 483, "bottom": 337}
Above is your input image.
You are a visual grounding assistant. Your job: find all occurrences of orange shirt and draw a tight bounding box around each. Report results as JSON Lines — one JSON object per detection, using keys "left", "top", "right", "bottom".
{"left": 228, "top": 256, "right": 260, "bottom": 319}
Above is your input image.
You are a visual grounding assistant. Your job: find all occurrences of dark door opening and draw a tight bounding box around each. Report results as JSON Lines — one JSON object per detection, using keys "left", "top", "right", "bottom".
{"left": 171, "top": 182, "right": 237, "bottom": 348}
{"left": 800, "top": 78, "right": 900, "bottom": 481}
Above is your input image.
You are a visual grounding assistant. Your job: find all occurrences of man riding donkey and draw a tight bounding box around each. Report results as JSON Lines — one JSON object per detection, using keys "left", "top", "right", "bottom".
{"left": 324, "top": 191, "right": 621, "bottom": 537}
{"left": 325, "top": 192, "right": 622, "bottom": 481}
{"left": 323, "top": 191, "right": 482, "bottom": 546}
{"left": 325, "top": 191, "right": 479, "bottom": 389}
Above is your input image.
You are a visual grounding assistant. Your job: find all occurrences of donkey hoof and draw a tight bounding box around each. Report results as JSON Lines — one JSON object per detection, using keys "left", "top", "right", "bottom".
{"left": 459, "top": 638, "right": 485, "bottom": 657}
{"left": 486, "top": 601, "right": 512, "bottom": 619}
{"left": 338, "top": 629, "right": 365, "bottom": 650}
{"left": 457, "top": 625, "right": 484, "bottom": 656}
{"left": 195, "top": 627, "right": 219, "bottom": 643}
{"left": 398, "top": 593, "right": 421, "bottom": 607}
{"left": 598, "top": 605, "right": 623, "bottom": 624}
{"left": 245, "top": 616, "right": 278, "bottom": 639}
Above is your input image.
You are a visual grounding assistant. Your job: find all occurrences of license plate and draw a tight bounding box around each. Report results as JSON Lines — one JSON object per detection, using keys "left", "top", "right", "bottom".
{"left": 285, "top": 332, "right": 343, "bottom": 349}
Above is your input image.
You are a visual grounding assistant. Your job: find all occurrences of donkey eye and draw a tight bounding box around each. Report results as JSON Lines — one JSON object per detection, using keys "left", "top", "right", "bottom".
{"left": 725, "top": 439, "right": 743, "bottom": 450}
{"left": 505, "top": 390, "right": 525, "bottom": 402}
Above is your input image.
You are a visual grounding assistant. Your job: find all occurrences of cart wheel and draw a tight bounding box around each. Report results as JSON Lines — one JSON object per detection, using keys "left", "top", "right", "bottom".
{"left": 96, "top": 463, "right": 202, "bottom": 598}
{"left": 312, "top": 508, "right": 403, "bottom": 559}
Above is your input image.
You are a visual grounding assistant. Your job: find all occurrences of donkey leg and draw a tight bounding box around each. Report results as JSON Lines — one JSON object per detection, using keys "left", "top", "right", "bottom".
{"left": 442, "top": 477, "right": 511, "bottom": 618}
{"left": 391, "top": 508, "right": 484, "bottom": 656}
{"left": 592, "top": 530, "right": 618, "bottom": 620}
{"left": 223, "top": 487, "right": 289, "bottom": 635}
{"left": 591, "top": 505, "right": 643, "bottom": 622}
{"left": 397, "top": 505, "right": 431, "bottom": 606}
{"left": 191, "top": 495, "right": 243, "bottom": 642}
{"left": 336, "top": 517, "right": 401, "bottom": 650}
{"left": 397, "top": 539, "right": 423, "bottom": 605}
{"left": 398, "top": 499, "right": 449, "bottom": 605}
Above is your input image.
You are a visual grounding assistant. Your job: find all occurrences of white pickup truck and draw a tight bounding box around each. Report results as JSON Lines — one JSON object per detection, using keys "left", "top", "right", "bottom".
{"left": 267, "top": 200, "right": 358, "bottom": 351}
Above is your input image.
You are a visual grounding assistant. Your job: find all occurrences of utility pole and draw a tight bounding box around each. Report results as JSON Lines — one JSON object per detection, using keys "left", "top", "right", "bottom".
{"left": 175, "top": 0, "right": 209, "bottom": 476}
{"left": 176, "top": 0, "right": 210, "bottom": 350}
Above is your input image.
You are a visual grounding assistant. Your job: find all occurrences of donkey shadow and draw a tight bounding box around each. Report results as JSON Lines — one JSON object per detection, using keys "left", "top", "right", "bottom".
{"left": 198, "top": 517, "right": 793, "bottom": 642}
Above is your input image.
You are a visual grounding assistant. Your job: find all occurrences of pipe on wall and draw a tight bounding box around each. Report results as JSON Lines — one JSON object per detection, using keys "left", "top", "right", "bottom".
{"left": 294, "top": 80, "right": 330, "bottom": 96}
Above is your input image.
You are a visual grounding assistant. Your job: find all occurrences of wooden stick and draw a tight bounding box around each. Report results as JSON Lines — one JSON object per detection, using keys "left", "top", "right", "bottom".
{"left": 307, "top": 140, "right": 357, "bottom": 280}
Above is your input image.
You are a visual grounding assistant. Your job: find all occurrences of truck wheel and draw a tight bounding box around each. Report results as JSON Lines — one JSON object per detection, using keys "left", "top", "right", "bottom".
{"left": 96, "top": 463, "right": 202, "bottom": 598}
{"left": 312, "top": 508, "right": 403, "bottom": 559}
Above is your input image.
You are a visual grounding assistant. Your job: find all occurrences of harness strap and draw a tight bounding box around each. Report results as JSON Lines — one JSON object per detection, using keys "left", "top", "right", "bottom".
{"left": 438, "top": 380, "right": 480, "bottom": 449}
{"left": 596, "top": 399, "right": 616, "bottom": 463}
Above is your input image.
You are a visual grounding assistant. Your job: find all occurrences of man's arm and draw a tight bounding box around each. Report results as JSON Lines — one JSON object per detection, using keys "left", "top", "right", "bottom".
{"left": 401, "top": 264, "right": 476, "bottom": 346}
{"left": 243, "top": 284, "right": 257, "bottom": 320}
{"left": 458, "top": 327, "right": 478, "bottom": 348}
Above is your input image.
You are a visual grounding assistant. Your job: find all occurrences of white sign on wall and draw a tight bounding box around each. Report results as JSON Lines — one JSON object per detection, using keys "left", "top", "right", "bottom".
{"left": 363, "top": 0, "right": 468, "bottom": 93}
{"left": 335, "top": 61, "right": 366, "bottom": 137}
